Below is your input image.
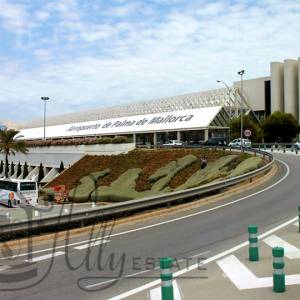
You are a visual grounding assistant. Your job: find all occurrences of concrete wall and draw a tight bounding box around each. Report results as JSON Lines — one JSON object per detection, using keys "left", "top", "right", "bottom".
{"left": 0, "top": 143, "right": 135, "bottom": 168}
{"left": 284, "top": 59, "right": 299, "bottom": 119}
{"left": 234, "top": 76, "right": 269, "bottom": 111}
{"left": 271, "top": 62, "right": 284, "bottom": 113}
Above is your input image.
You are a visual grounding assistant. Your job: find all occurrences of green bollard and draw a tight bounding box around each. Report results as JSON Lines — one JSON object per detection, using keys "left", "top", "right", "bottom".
{"left": 283, "top": 146, "right": 286, "bottom": 153}
{"left": 160, "top": 257, "right": 174, "bottom": 300}
{"left": 273, "top": 247, "right": 285, "bottom": 293}
{"left": 248, "top": 225, "right": 259, "bottom": 261}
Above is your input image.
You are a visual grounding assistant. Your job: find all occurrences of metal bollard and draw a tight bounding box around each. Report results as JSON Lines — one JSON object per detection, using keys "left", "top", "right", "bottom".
{"left": 283, "top": 146, "right": 286, "bottom": 153}
{"left": 248, "top": 225, "right": 259, "bottom": 261}
{"left": 273, "top": 247, "right": 285, "bottom": 293}
{"left": 160, "top": 257, "right": 174, "bottom": 300}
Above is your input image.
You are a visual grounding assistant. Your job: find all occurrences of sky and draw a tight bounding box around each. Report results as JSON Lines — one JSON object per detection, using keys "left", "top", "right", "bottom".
{"left": 0, "top": 0, "right": 300, "bottom": 123}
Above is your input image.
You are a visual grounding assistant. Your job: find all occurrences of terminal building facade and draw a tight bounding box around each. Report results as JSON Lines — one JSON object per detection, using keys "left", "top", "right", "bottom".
{"left": 19, "top": 57, "right": 300, "bottom": 145}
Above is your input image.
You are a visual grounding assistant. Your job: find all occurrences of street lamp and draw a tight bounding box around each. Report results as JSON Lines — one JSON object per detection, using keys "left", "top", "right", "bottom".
{"left": 237, "top": 70, "right": 245, "bottom": 151}
{"left": 41, "top": 97, "right": 50, "bottom": 140}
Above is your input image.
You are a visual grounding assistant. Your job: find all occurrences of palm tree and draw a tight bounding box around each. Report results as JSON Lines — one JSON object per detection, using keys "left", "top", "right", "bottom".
{"left": 0, "top": 129, "right": 28, "bottom": 178}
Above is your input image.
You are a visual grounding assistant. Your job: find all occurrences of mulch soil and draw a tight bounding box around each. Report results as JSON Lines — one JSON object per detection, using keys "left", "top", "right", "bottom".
{"left": 46, "top": 148, "right": 237, "bottom": 191}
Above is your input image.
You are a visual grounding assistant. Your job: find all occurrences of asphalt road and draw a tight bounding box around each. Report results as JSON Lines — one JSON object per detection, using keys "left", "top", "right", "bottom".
{"left": 0, "top": 153, "right": 299, "bottom": 300}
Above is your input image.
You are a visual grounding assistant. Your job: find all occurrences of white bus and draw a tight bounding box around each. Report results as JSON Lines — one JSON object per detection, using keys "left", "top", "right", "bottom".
{"left": 0, "top": 179, "right": 38, "bottom": 208}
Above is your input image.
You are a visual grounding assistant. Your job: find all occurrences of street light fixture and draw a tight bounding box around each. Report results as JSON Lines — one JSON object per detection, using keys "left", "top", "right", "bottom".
{"left": 237, "top": 70, "right": 245, "bottom": 151}
{"left": 41, "top": 97, "right": 50, "bottom": 140}
{"left": 217, "top": 80, "right": 232, "bottom": 142}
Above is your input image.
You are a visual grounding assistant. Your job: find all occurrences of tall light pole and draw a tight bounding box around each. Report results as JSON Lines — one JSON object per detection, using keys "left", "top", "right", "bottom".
{"left": 41, "top": 97, "right": 50, "bottom": 140}
{"left": 217, "top": 80, "right": 232, "bottom": 142}
{"left": 237, "top": 70, "right": 245, "bottom": 150}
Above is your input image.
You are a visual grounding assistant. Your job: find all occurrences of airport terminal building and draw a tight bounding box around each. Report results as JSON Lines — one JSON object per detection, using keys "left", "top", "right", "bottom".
{"left": 19, "top": 57, "right": 300, "bottom": 145}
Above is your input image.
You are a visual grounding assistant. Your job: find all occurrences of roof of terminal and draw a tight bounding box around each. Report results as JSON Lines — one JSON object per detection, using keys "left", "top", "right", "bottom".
{"left": 22, "top": 88, "right": 232, "bottom": 129}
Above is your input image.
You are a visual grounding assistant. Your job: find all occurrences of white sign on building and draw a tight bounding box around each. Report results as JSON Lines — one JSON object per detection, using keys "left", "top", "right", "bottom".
{"left": 18, "top": 106, "right": 224, "bottom": 140}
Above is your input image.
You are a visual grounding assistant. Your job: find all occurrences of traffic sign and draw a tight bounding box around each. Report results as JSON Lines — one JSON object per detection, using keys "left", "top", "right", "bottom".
{"left": 244, "top": 129, "right": 252, "bottom": 137}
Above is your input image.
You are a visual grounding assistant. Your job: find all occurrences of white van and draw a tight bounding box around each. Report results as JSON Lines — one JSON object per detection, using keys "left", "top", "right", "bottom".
{"left": 0, "top": 179, "right": 38, "bottom": 208}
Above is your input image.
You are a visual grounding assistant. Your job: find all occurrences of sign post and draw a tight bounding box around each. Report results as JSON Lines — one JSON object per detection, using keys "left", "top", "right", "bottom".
{"left": 244, "top": 129, "right": 252, "bottom": 138}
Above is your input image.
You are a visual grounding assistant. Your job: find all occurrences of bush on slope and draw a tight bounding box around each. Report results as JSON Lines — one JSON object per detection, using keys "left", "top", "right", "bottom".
{"left": 69, "top": 169, "right": 110, "bottom": 203}
{"left": 227, "top": 157, "right": 264, "bottom": 178}
{"left": 175, "top": 155, "right": 238, "bottom": 190}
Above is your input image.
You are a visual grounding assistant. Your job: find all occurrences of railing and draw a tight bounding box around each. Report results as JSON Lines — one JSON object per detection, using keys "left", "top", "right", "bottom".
{"left": 0, "top": 147, "right": 274, "bottom": 238}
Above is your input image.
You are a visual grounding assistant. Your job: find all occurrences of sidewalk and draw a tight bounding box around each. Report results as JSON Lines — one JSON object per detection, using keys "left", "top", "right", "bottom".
{"left": 260, "top": 148, "right": 300, "bottom": 156}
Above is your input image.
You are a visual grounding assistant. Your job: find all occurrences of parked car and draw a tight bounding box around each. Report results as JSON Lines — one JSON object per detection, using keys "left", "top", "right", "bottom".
{"left": 228, "top": 138, "right": 252, "bottom": 148}
{"left": 162, "top": 140, "right": 184, "bottom": 146}
{"left": 294, "top": 142, "right": 300, "bottom": 150}
{"left": 203, "top": 137, "right": 227, "bottom": 146}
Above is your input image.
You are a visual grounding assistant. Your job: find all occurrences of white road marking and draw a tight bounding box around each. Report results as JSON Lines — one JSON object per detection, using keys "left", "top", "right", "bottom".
{"left": 25, "top": 251, "right": 65, "bottom": 263}
{"left": 1, "top": 159, "right": 290, "bottom": 261}
{"left": 217, "top": 254, "right": 300, "bottom": 289}
{"left": 0, "top": 265, "right": 10, "bottom": 272}
{"left": 73, "top": 239, "right": 110, "bottom": 250}
{"left": 150, "top": 280, "right": 182, "bottom": 300}
{"left": 108, "top": 215, "right": 298, "bottom": 300}
{"left": 217, "top": 255, "right": 271, "bottom": 289}
{"left": 263, "top": 235, "right": 300, "bottom": 259}
{"left": 86, "top": 269, "right": 157, "bottom": 289}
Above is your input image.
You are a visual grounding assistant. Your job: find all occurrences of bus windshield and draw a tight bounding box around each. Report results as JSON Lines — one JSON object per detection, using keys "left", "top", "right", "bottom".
{"left": 20, "top": 182, "right": 36, "bottom": 191}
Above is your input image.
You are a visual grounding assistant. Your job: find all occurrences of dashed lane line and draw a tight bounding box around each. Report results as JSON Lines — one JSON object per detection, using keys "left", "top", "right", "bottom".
{"left": 25, "top": 251, "right": 65, "bottom": 263}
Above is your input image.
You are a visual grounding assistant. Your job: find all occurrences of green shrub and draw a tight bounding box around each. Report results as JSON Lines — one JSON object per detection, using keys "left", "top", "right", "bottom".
{"left": 151, "top": 154, "right": 198, "bottom": 192}
{"left": 40, "top": 188, "right": 55, "bottom": 202}
{"left": 149, "top": 161, "right": 177, "bottom": 182}
{"left": 68, "top": 169, "right": 110, "bottom": 203}
{"left": 228, "top": 157, "right": 264, "bottom": 178}
{"left": 176, "top": 155, "right": 238, "bottom": 190}
{"left": 97, "top": 137, "right": 113, "bottom": 144}
{"left": 112, "top": 136, "right": 130, "bottom": 144}
{"left": 91, "top": 168, "right": 143, "bottom": 202}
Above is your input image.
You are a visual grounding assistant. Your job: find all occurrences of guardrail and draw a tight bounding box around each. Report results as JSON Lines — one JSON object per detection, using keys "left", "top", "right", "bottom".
{"left": 0, "top": 147, "right": 274, "bottom": 238}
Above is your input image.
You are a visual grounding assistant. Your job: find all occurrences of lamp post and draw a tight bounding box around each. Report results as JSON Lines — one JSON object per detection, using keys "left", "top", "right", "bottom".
{"left": 217, "top": 80, "right": 232, "bottom": 142}
{"left": 237, "top": 70, "right": 245, "bottom": 150}
{"left": 41, "top": 97, "right": 50, "bottom": 140}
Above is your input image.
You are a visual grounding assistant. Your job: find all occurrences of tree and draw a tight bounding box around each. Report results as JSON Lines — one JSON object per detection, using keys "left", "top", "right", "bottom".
{"left": 0, "top": 129, "right": 28, "bottom": 178}
{"left": 0, "top": 160, "right": 3, "bottom": 174}
{"left": 38, "top": 162, "right": 44, "bottom": 183}
{"left": 23, "top": 162, "right": 29, "bottom": 179}
{"left": 262, "top": 111, "right": 300, "bottom": 143}
{"left": 10, "top": 161, "right": 15, "bottom": 177}
{"left": 58, "top": 161, "right": 64, "bottom": 173}
{"left": 16, "top": 162, "right": 22, "bottom": 178}
{"left": 229, "top": 115, "right": 263, "bottom": 143}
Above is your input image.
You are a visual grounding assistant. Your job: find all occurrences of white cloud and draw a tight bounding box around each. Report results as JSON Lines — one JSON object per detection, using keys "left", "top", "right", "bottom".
{"left": 0, "top": 0, "right": 29, "bottom": 33}
{"left": 0, "top": 0, "right": 300, "bottom": 122}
